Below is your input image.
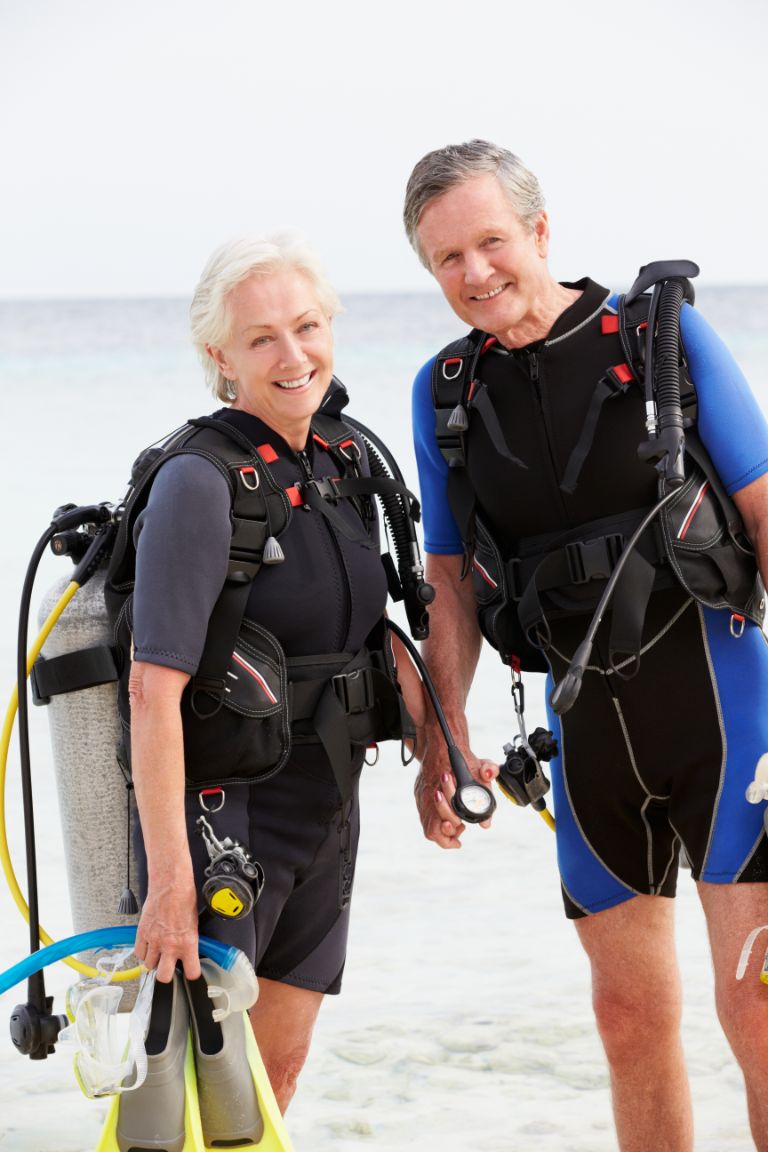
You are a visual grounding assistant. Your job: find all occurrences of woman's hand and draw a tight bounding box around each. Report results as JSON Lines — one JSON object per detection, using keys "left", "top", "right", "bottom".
{"left": 129, "top": 661, "right": 201, "bottom": 982}
{"left": 135, "top": 865, "right": 201, "bottom": 983}
{"left": 414, "top": 746, "right": 498, "bottom": 849}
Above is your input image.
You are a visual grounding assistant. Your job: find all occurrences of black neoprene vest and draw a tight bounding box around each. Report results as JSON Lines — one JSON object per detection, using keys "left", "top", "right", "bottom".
{"left": 431, "top": 279, "right": 764, "bottom": 672}
{"left": 105, "top": 391, "right": 415, "bottom": 799}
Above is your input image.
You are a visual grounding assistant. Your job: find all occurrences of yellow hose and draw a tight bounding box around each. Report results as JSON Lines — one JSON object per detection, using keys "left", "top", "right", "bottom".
{"left": 538, "top": 807, "right": 556, "bottom": 832}
{"left": 497, "top": 780, "right": 556, "bottom": 830}
{"left": 0, "top": 580, "right": 141, "bottom": 983}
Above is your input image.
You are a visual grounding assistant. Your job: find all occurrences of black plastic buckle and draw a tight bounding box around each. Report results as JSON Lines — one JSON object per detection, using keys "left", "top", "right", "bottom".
{"left": 303, "top": 477, "right": 341, "bottom": 503}
{"left": 507, "top": 557, "right": 523, "bottom": 601}
{"left": 565, "top": 534, "right": 624, "bottom": 584}
{"left": 29, "top": 661, "right": 50, "bottom": 706}
{"left": 332, "top": 667, "right": 375, "bottom": 714}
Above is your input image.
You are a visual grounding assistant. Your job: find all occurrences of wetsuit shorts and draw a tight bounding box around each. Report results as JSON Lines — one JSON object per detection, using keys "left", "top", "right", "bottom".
{"left": 546, "top": 588, "right": 768, "bottom": 918}
{"left": 134, "top": 748, "right": 362, "bottom": 995}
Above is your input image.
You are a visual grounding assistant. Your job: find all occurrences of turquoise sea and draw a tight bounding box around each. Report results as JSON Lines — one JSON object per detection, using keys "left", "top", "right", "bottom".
{"left": 0, "top": 287, "right": 767, "bottom": 1150}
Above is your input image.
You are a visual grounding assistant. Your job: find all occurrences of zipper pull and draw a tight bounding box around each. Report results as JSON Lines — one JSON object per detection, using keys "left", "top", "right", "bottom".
{"left": 297, "top": 449, "right": 314, "bottom": 480}
{"left": 527, "top": 351, "right": 539, "bottom": 383}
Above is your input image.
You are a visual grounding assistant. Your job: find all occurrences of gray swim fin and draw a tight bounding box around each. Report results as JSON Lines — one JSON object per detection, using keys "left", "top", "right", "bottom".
{"left": 96, "top": 1013, "right": 294, "bottom": 1151}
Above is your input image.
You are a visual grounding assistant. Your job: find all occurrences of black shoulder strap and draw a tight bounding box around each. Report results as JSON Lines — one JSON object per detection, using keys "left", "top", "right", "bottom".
{"left": 559, "top": 296, "right": 652, "bottom": 496}
{"left": 431, "top": 331, "right": 487, "bottom": 468}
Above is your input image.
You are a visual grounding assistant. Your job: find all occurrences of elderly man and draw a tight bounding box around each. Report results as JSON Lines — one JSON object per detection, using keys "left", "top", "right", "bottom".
{"left": 405, "top": 139, "right": 768, "bottom": 1151}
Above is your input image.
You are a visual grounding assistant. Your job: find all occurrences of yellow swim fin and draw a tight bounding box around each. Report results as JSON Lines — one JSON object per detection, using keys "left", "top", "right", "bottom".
{"left": 95, "top": 1016, "right": 294, "bottom": 1152}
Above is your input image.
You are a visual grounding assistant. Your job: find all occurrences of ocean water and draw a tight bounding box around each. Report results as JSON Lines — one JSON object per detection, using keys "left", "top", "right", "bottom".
{"left": 0, "top": 286, "right": 767, "bottom": 1150}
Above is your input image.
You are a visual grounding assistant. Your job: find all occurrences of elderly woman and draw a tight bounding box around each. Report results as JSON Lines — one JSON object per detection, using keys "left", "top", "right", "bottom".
{"left": 109, "top": 232, "right": 424, "bottom": 1148}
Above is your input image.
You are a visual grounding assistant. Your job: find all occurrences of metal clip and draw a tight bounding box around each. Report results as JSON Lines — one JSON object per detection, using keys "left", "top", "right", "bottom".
{"left": 239, "top": 466, "right": 260, "bottom": 491}
{"left": 730, "top": 613, "right": 746, "bottom": 638}
{"left": 199, "top": 787, "right": 226, "bottom": 813}
{"left": 441, "top": 357, "right": 463, "bottom": 380}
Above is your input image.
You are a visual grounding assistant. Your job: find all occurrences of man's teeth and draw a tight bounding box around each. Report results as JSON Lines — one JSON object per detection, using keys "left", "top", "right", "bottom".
{"left": 275, "top": 373, "right": 312, "bottom": 390}
{"left": 474, "top": 285, "right": 505, "bottom": 301}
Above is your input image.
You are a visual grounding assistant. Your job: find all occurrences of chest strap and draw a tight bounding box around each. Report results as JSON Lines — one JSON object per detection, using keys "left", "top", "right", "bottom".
{"left": 511, "top": 507, "right": 668, "bottom": 672}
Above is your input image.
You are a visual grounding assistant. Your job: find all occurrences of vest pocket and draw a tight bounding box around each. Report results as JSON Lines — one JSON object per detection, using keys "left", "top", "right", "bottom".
{"left": 182, "top": 619, "right": 291, "bottom": 786}
{"left": 471, "top": 519, "right": 506, "bottom": 607}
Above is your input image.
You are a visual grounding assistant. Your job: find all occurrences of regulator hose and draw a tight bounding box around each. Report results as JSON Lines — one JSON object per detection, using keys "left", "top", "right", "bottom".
{"left": 345, "top": 416, "right": 435, "bottom": 640}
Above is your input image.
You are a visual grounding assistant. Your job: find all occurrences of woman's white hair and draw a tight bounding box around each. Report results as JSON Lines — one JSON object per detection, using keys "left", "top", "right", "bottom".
{"left": 403, "top": 140, "right": 546, "bottom": 270}
{"left": 190, "top": 231, "right": 341, "bottom": 402}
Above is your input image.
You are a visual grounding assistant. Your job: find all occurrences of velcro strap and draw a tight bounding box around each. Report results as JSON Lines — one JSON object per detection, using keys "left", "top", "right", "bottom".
{"left": 31, "top": 645, "right": 119, "bottom": 705}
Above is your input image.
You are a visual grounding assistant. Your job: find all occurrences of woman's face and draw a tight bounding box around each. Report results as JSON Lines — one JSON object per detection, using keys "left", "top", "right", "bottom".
{"left": 209, "top": 268, "right": 334, "bottom": 449}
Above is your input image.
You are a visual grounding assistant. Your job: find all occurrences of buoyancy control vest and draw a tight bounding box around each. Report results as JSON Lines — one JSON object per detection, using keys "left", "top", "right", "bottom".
{"left": 430, "top": 269, "right": 765, "bottom": 675}
{"left": 32, "top": 379, "right": 425, "bottom": 803}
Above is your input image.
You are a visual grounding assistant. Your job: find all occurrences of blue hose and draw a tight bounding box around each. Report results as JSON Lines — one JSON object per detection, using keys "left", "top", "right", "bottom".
{"left": 0, "top": 927, "right": 241, "bottom": 995}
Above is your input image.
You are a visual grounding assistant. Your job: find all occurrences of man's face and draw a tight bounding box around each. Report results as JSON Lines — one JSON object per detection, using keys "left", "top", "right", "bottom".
{"left": 416, "top": 173, "right": 550, "bottom": 344}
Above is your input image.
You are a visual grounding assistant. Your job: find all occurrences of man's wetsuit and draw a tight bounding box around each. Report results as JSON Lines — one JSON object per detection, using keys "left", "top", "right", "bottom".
{"left": 132, "top": 407, "right": 388, "bottom": 990}
{"left": 413, "top": 279, "right": 768, "bottom": 917}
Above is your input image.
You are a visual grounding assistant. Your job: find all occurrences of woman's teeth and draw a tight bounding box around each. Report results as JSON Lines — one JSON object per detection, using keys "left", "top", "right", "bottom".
{"left": 275, "top": 373, "right": 312, "bottom": 390}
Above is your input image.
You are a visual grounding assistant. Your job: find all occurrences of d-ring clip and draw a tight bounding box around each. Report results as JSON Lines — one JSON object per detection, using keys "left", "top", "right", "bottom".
{"left": 442, "top": 357, "right": 463, "bottom": 381}
{"left": 199, "top": 787, "right": 226, "bottom": 813}
{"left": 239, "top": 466, "right": 260, "bottom": 491}
{"left": 731, "top": 613, "right": 746, "bottom": 638}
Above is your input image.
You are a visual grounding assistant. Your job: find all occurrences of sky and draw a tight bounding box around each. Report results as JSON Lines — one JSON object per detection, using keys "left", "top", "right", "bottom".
{"left": 1, "top": 0, "right": 766, "bottom": 298}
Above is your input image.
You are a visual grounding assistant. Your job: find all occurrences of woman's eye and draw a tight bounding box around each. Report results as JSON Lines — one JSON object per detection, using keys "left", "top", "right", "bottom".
{"left": 299, "top": 321, "right": 318, "bottom": 333}
{"left": 442, "top": 253, "right": 459, "bottom": 266}
{"left": 251, "top": 335, "right": 271, "bottom": 347}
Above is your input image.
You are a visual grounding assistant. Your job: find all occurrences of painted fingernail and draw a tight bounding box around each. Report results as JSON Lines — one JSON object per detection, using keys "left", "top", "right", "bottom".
{"left": 435, "top": 790, "right": 444, "bottom": 804}
{"left": 483, "top": 768, "right": 494, "bottom": 780}
{"left": 441, "top": 773, "right": 450, "bottom": 784}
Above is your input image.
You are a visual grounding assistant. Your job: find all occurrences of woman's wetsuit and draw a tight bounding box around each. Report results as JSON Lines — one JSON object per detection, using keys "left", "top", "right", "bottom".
{"left": 131, "top": 407, "right": 388, "bottom": 990}
{"left": 413, "top": 280, "right": 768, "bottom": 917}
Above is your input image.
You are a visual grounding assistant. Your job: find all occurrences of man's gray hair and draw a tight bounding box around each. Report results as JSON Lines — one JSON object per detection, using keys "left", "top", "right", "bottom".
{"left": 403, "top": 140, "right": 546, "bottom": 269}
{"left": 190, "top": 231, "right": 341, "bottom": 403}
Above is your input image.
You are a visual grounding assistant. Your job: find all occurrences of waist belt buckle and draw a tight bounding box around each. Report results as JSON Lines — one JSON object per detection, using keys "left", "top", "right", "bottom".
{"left": 332, "top": 667, "right": 375, "bottom": 714}
{"left": 566, "top": 534, "right": 624, "bottom": 584}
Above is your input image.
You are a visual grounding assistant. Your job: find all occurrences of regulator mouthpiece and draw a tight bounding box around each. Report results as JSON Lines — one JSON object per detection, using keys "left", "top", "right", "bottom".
{"left": 550, "top": 641, "right": 592, "bottom": 715}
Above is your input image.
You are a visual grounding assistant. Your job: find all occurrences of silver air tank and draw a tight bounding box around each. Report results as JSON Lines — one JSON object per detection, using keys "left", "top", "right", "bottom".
{"left": 37, "top": 568, "right": 138, "bottom": 948}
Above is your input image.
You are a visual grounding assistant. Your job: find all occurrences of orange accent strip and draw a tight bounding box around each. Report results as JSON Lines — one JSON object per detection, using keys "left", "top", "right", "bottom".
{"left": 257, "top": 443, "right": 278, "bottom": 463}
{"left": 285, "top": 485, "right": 304, "bottom": 507}
{"left": 602, "top": 315, "right": 620, "bottom": 334}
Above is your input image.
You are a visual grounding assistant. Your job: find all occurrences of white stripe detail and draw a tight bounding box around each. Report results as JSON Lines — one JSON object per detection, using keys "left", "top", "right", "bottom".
{"left": 472, "top": 557, "right": 498, "bottom": 590}
{"left": 677, "top": 480, "right": 710, "bottom": 540}
{"left": 232, "top": 651, "right": 278, "bottom": 705}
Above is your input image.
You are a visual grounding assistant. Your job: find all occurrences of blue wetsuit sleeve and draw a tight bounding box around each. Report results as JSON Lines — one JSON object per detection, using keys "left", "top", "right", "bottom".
{"left": 682, "top": 304, "right": 768, "bottom": 495}
{"left": 412, "top": 357, "right": 464, "bottom": 554}
{"left": 132, "top": 454, "right": 232, "bottom": 673}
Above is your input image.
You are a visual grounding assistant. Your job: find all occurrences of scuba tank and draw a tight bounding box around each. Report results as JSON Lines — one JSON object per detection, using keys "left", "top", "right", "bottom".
{"left": 36, "top": 569, "right": 138, "bottom": 941}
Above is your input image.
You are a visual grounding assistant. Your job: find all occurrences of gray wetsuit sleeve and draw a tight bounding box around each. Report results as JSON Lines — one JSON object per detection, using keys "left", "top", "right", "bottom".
{"left": 132, "top": 454, "right": 232, "bottom": 673}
